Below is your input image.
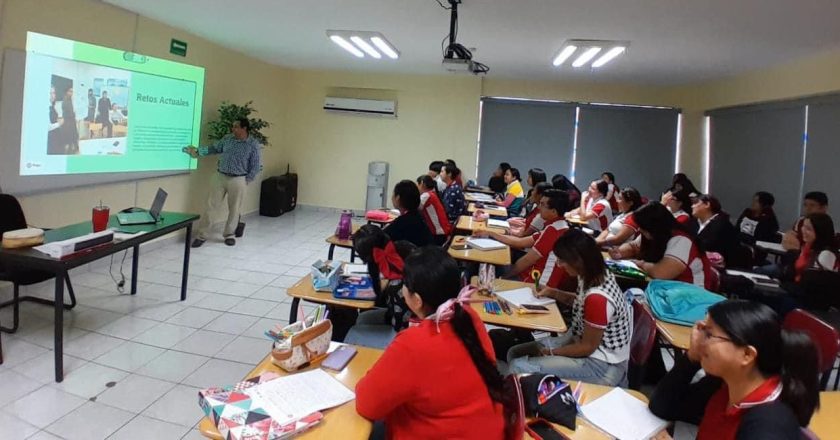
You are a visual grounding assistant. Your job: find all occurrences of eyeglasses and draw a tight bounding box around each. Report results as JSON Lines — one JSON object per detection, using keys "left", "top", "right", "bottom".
{"left": 701, "top": 328, "right": 732, "bottom": 344}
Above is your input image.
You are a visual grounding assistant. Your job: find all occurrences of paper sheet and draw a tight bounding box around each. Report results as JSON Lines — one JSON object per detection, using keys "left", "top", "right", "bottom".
{"left": 342, "top": 264, "right": 369, "bottom": 275}
{"left": 245, "top": 369, "right": 356, "bottom": 426}
{"left": 756, "top": 240, "right": 786, "bottom": 253}
{"left": 466, "top": 237, "right": 507, "bottom": 251}
{"left": 581, "top": 388, "right": 668, "bottom": 440}
{"left": 495, "top": 287, "right": 554, "bottom": 307}
{"left": 487, "top": 219, "right": 510, "bottom": 229}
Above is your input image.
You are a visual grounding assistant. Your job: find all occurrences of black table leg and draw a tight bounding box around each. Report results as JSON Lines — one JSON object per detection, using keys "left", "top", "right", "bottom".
{"left": 328, "top": 244, "right": 336, "bottom": 261}
{"left": 181, "top": 223, "right": 192, "bottom": 301}
{"left": 54, "top": 271, "right": 65, "bottom": 382}
{"left": 289, "top": 297, "right": 301, "bottom": 324}
{"left": 130, "top": 244, "right": 139, "bottom": 295}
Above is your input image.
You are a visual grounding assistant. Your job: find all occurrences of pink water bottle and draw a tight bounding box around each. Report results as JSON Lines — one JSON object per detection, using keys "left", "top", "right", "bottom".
{"left": 336, "top": 210, "right": 353, "bottom": 240}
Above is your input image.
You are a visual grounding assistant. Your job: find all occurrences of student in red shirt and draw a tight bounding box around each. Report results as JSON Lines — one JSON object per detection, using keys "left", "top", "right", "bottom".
{"left": 475, "top": 189, "right": 570, "bottom": 287}
{"left": 781, "top": 191, "right": 829, "bottom": 252}
{"left": 662, "top": 189, "right": 694, "bottom": 230}
{"left": 610, "top": 202, "right": 718, "bottom": 290}
{"left": 356, "top": 247, "right": 506, "bottom": 440}
{"left": 568, "top": 180, "right": 613, "bottom": 232}
{"left": 508, "top": 182, "right": 552, "bottom": 237}
{"left": 596, "top": 186, "right": 643, "bottom": 247}
{"left": 416, "top": 175, "right": 452, "bottom": 245}
{"left": 507, "top": 229, "right": 632, "bottom": 387}
{"left": 649, "top": 300, "right": 820, "bottom": 439}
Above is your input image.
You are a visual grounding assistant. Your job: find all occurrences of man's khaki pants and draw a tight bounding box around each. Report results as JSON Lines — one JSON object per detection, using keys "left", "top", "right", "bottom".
{"left": 197, "top": 173, "right": 246, "bottom": 240}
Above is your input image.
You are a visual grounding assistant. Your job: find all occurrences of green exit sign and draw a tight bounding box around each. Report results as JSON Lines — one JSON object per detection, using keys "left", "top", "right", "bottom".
{"left": 170, "top": 39, "right": 187, "bottom": 57}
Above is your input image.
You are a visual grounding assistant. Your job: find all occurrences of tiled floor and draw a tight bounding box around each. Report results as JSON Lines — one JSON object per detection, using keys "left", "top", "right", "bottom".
{"left": 0, "top": 206, "right": 349, "bottom": 439}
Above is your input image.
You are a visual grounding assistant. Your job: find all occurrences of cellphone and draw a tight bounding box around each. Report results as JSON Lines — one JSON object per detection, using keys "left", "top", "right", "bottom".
{"left": 321, "top": 345, "right": 357, "bottom": 371}
{"left": 519, "top": 304, "right": 550, "bottom": 313}
{"left": 525, "top": 419, "right": 569, "bottom": 440}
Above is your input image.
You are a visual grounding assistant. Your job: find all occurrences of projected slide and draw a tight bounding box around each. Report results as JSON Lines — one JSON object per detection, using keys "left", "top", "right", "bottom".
{"left": 20, "top": 32, "right": 204, "bottom": 176}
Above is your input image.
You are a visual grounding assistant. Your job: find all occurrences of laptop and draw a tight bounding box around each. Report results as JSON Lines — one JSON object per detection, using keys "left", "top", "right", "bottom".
{"left": 117, "top": 188, "right": 167, "bottom": 225}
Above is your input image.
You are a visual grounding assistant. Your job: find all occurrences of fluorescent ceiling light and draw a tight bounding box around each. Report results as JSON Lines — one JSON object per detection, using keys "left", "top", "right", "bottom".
{"left": 552, "top": 45, "right": 577, "bottom": 66}
{"left": 329, "top": 35, "right": 363, "bottom": 58}
{"left": 592, "top": 46, "right": 626, "bottom": 68}
{"left": 350, "top": 36, "right": 381, "bottom": 58}
{"left": 371, "top": 36, "right": 399, "bottom": 59}
{"left": 572, "top": 47, "right": 602, "bottom": 67}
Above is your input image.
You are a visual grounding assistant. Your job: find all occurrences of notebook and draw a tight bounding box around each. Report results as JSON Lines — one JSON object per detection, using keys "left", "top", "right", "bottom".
{"left": 466, "top": 237, "right": 507, "bottom": 251}
{"left": 580, "top": 388, "right": 668, "bottom": 440}
{"left": 496, "top": 287, "right": 554, "bottom": 307}
{"left": 487, "top": 219, "right": 511, "bottom": 229}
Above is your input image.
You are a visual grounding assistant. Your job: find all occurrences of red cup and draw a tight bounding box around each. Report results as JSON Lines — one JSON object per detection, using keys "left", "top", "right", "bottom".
{"left": 92, "top": 206, "right": 110, "bottom": 232}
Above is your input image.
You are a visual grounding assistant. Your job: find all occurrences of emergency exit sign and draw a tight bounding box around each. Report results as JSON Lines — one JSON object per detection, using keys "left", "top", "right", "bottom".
{"left": 170, "top": 39, "right": 187, "bottom": 57}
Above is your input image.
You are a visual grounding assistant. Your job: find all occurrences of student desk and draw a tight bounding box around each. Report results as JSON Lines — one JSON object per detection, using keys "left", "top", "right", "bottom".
{"left": 455, "top": 216, "right": 508, "bottom": 235}
{"left": 470, "top": 278, "right": 566, "bottom": 333}
{"left": 655, "top": 319, "right": 692, "bottom": 351}
{"left": 599, "top": 252, "right": 650, "bottom": 290}
{"left": 286, "top": 275, "right": 376, "bottom": 324}
{"left": 465, "top": 192, "right": 500, "bottom": 204}
{"left": 468, "top": 203, "right": 508, "bottom": 218}
{"left": 365, "top": 210, "right": 397, "bottom": 226}
{"left": 465, "top": 186, "right": 495, "bottom": 195}
{"left": 325, "top": 225, "right": 360, "bottom": 262}
{"left": 809, "top": 392, "right": 840, "bottom": 440}
{"left": 198, "top": 344, "right": 382, "bottom": 440}
{"left": 0, "top": 211, "right": 198, "bottom": 382}
{"left": 448, "top": 236, "right": 512, "bottom": 266}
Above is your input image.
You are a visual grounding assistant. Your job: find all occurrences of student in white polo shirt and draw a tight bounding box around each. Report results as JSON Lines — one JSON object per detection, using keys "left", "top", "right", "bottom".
{"left": 568, "top": 180, "right": 613, "bottom": 232}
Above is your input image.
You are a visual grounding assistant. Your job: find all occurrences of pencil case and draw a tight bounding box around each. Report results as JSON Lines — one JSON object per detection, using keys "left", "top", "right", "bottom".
{"left": 271, "top": 319, "right": 333, "bottom": 372}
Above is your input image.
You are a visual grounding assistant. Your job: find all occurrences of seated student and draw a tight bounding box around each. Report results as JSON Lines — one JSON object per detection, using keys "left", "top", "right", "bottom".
{"left": 649, "top": 300, "right": 820, "bottom": 439}
{"left": 416, "top": 175, "right": 452, "bottom": 245}
{"left": 691, "top": 194, "right": 741, "bottom": 263}
{"left": 441, "top": 163, "right": 467, "bottom": 226}
{"left": 343, "top": 225, "right": 417, "bottom": 348}
{"left": 356, "top": 247, "right": 506, "bottom": 440}
{"left": 668, "top": 173, "right": 701, "bottom": 198}
{"left": 508, "top": 182, "right": 552, "bottom": 237}
{"left": 427, "top": 161, "right": 447, "bottom": 193}
{"left": 495, "top": 167, "right": 526, "bottom": 217}
{"left": 444, "top": 159, "right": 464, "bottom": 188}
{"left": 384, "top": 180, "right": 433, "bottom": 247}
{"left": 782, "top": 191, "right": 829, "bottom": 252}
{"left": 524, "top": 168, "right": 547, "bottom": 214}
{"left": 662, "top": 189, "right": 696, "bottom": 231}
{"left": 601, "top": 171, "right": 619, "bottom": 211}
{"left": 568, "top": 180, "right": 614, "bottom": 233}
{"left": 596, "top": 187, "right": 643, "bottom": 247}
{"left": 507, "top": 229, "right": 632, "bottom": 386}
{"left": 610, "top": 202, "right": 717, "bottom": 290}
{"left": 476, "top": 189, "right": 570, "bottom": 286}
{"left": 735, "top": 191, "right": 780, "bottom": 244}
{"left": 487, "top": 162, "right": 510, "bottom": 195}
{"left": 552, "top": 174, "right": 582, "bottom": 208}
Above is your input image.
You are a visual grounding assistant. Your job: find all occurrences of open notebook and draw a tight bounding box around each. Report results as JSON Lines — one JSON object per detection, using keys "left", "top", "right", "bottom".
{"left": 581, "top": 388, "right": 668, "bottom": 440}
{"left": 495, "top": 287, "right": 554, "bottom": 307}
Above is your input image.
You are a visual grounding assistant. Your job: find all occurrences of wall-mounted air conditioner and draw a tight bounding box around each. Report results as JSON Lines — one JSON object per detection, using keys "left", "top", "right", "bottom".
{"left": 323, "top": 97, "right": 397, "bottom": 117}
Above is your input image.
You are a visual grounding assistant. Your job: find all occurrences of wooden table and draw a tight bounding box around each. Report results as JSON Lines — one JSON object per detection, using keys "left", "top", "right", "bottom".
{"left": 468, "top": 203, "right": 508, "bottom": 217}
{"left": 465, "top": 192, "right": 500, "bottom": 204}
{"left": 567, "top": 215, "right": 589, "bottom": 227}
{"left": 199, "top": 344, "right": 382, "bottom": 440}
{"left": 809, "top": 392, "right": 840, "bottom": 440}
{"left": 325, "top": 225, "right": 360, "bottom": 262}
{"left": 365, "top": 210, "right": 397, "bottom": 226}
{"left": 448, "top": 236, "right": 512, "bottom": 266}
{"left": 531, "top": 381, "right": 651, "bottom": 440}
{"left": 471, "top": 278, "right": 566, "bottom": 333}
{"left": 465, "top": 186, "right": 495, "bottom": 195}
{"left": 286, "top": 275, "right": 376, "bottom": 324}
{"left": 655, "top": 319, "right": 692, "bottom": 351}
{"left": 455, "top": 216, "right": 507, "bottom": 234}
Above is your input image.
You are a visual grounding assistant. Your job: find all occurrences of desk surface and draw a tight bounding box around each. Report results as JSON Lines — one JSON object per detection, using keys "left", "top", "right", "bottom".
{"left": 567, "top": 215, "right": 589, "bottom": 226}
{"left": 809, "top": 392, "right": 840, "bottom": 439}
{"left": 655, "top": 319, "right": 692, "bottom": 351}
{"left": 465, "top": 186, "right": 496, "bottom": 195}
{"left": 468, "top": 203, "right": 508, "bottom": 217}
{"left": 199, "top": 345, "right": 382, "bottom": 440}
{"left": 448, "top": 236, "right": 511, "bottom": 266}
{"left": 465, "top": 193, "right": 500, "bottom": 204}
{"left": 0, "top": 212, "right": 198, "bottom": 269}
{"left": 287, "top": 275, "right": 377, "bottom": 310}
{"left": 471, "top": 278, "right": 567, "bottom": 333}
{"left": 325, "top": 225, "right": 361, "bottom": 248}
{"left": 455, "top": 216, "right": 507, "bottom": 234}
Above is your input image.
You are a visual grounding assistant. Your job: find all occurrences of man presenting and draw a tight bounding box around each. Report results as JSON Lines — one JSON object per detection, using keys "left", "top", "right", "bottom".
{"left": 184, "top": 118, "right": 261, "bottom": 247}
{"left": 96, "top": 91, "right": 113, "bottom": 138}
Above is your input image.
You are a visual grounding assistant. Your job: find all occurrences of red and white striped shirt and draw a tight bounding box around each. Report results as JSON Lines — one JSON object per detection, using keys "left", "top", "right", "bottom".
{"left": 672, "top": 209, "right": 691, "bottom": 225}
{"left": 586, "top": 198, "right": 613, "bottom": 232}
{"left": 663, "top": 231, "right": 717, "bottom": 290}
{"left": 419, "top": 190, "right": 452, "bottom": 236}
{"left": 522, "top": 219, "right": 569, "bottom": 287}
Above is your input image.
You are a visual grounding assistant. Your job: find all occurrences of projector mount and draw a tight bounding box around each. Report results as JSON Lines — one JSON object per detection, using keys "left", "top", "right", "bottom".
{"left": 438, "top": 0, "right": 489, "bottom": 75}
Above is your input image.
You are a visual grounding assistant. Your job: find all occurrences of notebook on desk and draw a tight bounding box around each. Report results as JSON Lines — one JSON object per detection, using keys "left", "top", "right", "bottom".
{"left": 117, "top": 188, "right": 167, "bottom": 225}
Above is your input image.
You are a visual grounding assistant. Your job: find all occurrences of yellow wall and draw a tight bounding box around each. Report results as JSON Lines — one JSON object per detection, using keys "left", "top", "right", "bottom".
{"left": 0, "top": 0, "right": 290, "bottom": 228}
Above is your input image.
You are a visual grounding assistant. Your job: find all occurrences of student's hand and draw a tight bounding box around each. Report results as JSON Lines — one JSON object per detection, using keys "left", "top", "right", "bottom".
{"left": 631, "top": 259, "right": 647, "bottom": 272}
{"left": 687, "top": 321, "right": 706, "bottom": 363}
{"left": 184, "top": 146, "right": 199, "bottom": 158}
{"left": 781, "top": 231, "right": 800, "bottom": 251}
{"left": 608, "top": 247, "right": 623, "bottom": 260}
{"left": 660, "top": 191, "right": 673, "bottom": 205}
{"left": 473, "top": 230, "right": 491, "bottom": 238}
{"left": 539, "top": 346, "right": 554, "bottom": 356}
{"left": 535, "top": 287, "right": 555, "bottom": 299}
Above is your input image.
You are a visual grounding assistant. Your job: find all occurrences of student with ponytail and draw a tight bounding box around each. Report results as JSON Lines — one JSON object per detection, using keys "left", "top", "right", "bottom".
{"left": 649, "top": 300, "right": 820, "bottom": 439}
{"left": 416, "top": 175, "right": 452, "bottom": 245}
{"left": 356, "top": 247, "right": 506, "bottom": 440}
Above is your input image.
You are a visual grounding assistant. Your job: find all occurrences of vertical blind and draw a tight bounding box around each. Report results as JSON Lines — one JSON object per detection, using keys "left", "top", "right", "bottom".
{"left": 476, "top": 98, "right": 576, "bottom": 186}
{"left": 574, "top": 105, "right": 679, "bottom": 199}
{"left": 477, "top": 98, "right": 680, "bottom": 200}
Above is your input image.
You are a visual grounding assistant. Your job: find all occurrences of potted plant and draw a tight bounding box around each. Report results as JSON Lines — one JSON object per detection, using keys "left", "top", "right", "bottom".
{"left": 207, "top": 101, "right": 271, "bottom": 145}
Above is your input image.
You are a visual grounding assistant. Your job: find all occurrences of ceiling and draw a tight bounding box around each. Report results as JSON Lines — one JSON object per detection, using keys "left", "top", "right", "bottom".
{"left": 105, "top": 0, "right": 840, "bottom": 85}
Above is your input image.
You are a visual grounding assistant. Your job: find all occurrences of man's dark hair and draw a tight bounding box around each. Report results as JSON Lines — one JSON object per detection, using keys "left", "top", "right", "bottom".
{"left": 236, "top": 117, "right": 251, "bottom": 132}
{"left": 755, "top": 191, "right": 775, "bottom": 208}
{"left": 804, "top": 191, "right": 829, "bottom": 206}
{"left": 429, "top": 161, "right": 445, "bottom": 173}
{"left": 541, "top": 189, "right": 569, "bottom": 215}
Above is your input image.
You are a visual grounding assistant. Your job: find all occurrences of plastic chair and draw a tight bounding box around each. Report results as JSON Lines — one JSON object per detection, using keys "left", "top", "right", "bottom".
{"left": 629, "top": 299, "right": 658, "bottom": 390}
{"left": 502, "top": 374, "right": 525, "bottom": 440}
{"left": 783, "top": 309, "right": 840, "bottom": 390}
{"left": 0, "top": 194, "right": 77, "bottom": 333}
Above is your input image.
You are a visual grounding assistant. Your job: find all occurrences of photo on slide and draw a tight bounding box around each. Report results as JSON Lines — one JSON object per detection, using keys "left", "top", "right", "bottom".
{"left": 47, "top": 59, "right": 130, "bottom": 156}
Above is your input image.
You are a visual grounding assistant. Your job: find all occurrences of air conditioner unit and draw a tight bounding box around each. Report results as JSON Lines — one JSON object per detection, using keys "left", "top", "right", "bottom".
{"left": 323, "top": 97, "right": 396, "bottom": 117}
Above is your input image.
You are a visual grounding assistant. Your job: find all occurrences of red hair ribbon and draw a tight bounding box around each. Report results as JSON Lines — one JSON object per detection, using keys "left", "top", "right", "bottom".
{"left": 372, "top": 241, "right": 405, "bottom": 280}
